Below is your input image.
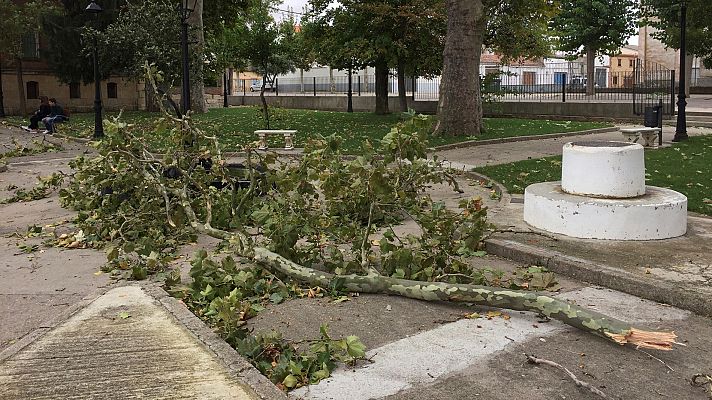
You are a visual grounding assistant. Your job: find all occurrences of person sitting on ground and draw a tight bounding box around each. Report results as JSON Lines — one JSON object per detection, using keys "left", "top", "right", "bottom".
{"left": 24, "top": 96, "right": 51, "bottom": 131}
{"left": 41, "top": 98, "right": 69, "bottom": 134}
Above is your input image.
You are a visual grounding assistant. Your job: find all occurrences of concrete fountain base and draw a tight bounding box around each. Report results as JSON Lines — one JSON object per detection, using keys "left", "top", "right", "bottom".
{"left": 524, "top": 182, "right": 687, "bottom": 240}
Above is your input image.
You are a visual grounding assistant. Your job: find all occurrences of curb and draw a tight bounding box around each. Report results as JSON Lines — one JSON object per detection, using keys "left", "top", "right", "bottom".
{"left": 142, "top": 284, "right": 287, "bottom": 400}
{"left": 431, "top": 127, "right": 619, "bottom": 152}
{"left": 462, "top": 170, "right": 511, "bottom": 208}
{"left": 484, "top": 238, "right": 712, "bottom": 318}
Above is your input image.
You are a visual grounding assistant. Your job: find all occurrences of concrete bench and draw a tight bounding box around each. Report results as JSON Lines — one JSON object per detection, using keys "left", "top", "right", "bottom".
{"left": 619, "top": 127, "right": 662, "bottom": 147}
{"left": 255, "top": 130, "right": 296, "bottom": 150}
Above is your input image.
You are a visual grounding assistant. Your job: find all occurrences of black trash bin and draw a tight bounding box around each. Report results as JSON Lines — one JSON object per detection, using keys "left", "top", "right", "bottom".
{"left": 644, "top": 106, "right": 659, "bottom": 128}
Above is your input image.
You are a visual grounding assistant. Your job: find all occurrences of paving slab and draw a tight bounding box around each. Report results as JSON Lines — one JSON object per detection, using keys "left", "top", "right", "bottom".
{"left": 0, "top": 285, "right": 269, "bottom": 400}
{"left": 259, "top": 286, "right": 710, "bottom": 400}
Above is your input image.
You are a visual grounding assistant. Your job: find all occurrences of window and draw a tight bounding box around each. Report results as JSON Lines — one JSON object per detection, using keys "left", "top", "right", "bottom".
{"left": 629, "top": 59, "right": 634, "bottom": 67}
{"left": 107, "top": 82, "right": 118, "bottom": 99}
{"left": 21, "top": 33, "right": 39, "bottom": 59}
{"left": 612, "top": 76, "right": 619, "bottom": 85}
{"left": 617, "top": 58, "right": 622, "bottom": 67}
{"left": 26, "top": 81, "right": 39, "bottom": 99}
{"left": 69, "top": 82, "right": 81, "bottom": 99}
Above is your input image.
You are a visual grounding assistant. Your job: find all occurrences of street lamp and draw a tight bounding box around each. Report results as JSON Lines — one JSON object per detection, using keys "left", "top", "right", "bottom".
{"left": 85, "top": 0, "right": 103, "bottom": 138}
{"left": 673, "top": 0, "right": 688, "bottom": 142}
{"left": 179, "top": 0, "right": 197, "bottom": 115}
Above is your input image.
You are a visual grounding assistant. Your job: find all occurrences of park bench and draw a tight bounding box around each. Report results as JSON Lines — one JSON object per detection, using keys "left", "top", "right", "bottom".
{"left": 619, "top": 127, "right": 662, "bottom": 147}
{"left": 255, "top": 129, "right": 296, "bottom": 150}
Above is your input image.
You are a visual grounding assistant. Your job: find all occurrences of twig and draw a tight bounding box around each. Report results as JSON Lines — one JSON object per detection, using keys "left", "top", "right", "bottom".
{"left": 360, "top": 202, "right": 380, "bottom": 276}
{"left": 691, "top": 374, "right": 712, "bottom": 399}
{"left": 637, "top": 348, "right": 674, "bottom": 372}
{"left": 491, "top": 228, "right": 560, "bottom": 241}
{"left": 525, "top": 353, "right": 612, "bottom": 399}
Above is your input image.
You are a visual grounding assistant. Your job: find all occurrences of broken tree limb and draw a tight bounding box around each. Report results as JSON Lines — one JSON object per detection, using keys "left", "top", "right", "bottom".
{"left": 253, "top": 247, "right": 677, "bottom": 351}
{"left": 525, "top": 353, "right": 612, "bottom": 399}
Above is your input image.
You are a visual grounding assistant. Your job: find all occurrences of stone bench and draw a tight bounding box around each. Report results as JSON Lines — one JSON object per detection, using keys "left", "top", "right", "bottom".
{"left": 619, "top": 127, "right": 662, "bottom": 147}
{"left": 255, "top": 130, "right": 296, "bottom": 150}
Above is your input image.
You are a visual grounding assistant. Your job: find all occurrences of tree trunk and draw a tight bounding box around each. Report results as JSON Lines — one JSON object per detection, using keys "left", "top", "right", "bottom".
{"left": 260, "top": 75, "right": 270, "bottom": 129}
{"left": 397, "top": 61, "right": 407, "bottom": 112}
{"left": 187, "top": 0, "right": 207, "bottom": 113}
{"left": 684, "top": 53, "right": 693, "bottom": 97}
{"left": 435, "top": 0, "right": 485, "bottom": 136}
{"left": 300, "top": 68, "right": 304, "bottom": 93}
{"left": 329, "top": 67, "right": 335, "bottom": 93}
{"left": 586, "top": 46, "right": 595, "bottom": 96}
{"left": 253, "top": 247, "right": 677, "bottom": 351}
{"left": 374, "top": 58, "right": 389, "bottom": 115}
{"left": 14, "top": 57, "right": 26, "bottom": 115}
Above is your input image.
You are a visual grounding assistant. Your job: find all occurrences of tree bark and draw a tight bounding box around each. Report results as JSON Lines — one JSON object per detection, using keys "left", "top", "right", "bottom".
{"left": 14, "top": 57, "right": 26, "bottom": 115}
{"left": 374, "top": 58, "right": 389, "bottom": 115}
{"left": 586, "top": 46, "right": 595, "bottom": 96}
{"left": 435, "top": 0, "right": 484, "bottom": 136}
{"left": 187, "top": 0, "right": 207, "bottom": 113}
{"left": 260, "top": 74, "right": 270, "bottom": 129}
{"left": 684, "top": 53, "right": 693, "bottom": 97}
{"left": 253, "top": 247, "right": 677, "bottom": 351}
{"left": 397, "top": 61, "right": 407, "bottom": 112}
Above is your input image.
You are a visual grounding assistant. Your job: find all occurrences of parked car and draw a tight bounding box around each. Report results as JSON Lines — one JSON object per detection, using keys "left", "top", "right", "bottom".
{"left": 250, "top": 80, "right": 275, "bottom": 92}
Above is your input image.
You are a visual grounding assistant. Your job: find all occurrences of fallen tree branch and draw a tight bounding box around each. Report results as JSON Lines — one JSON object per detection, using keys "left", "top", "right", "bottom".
{"left": 525, "top": 353, "right": 612, "bottom": 399}
{"left": 252, "top": 247, "right": 678, "bottom": 351}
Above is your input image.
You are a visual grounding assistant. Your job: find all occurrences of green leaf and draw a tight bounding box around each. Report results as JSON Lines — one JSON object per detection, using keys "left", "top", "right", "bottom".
{"left": 282, "top": 374, "right": 298, "bottom": 388}
{"left": 117, "top": 311, "right": 130, "bottom": 319}
{"left": 269, "top": 292, "right": 284, "bottom": 304}
{"left": 345, "top": 335, "right": 366, "bottom": 358}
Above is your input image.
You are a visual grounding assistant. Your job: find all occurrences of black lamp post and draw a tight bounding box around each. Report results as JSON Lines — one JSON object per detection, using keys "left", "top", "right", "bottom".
{"left": 85, "top": 0, "right": 103, "bottom": 138}
{"left": 179, "top": 0, "right": 195, "bottom": 115}
{"left": 673, "top": 0, "right": 688, "bottom": 142}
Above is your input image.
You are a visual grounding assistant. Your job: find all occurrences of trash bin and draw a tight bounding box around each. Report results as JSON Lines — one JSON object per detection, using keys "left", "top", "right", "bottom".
{"left": 644, "top": 106, "right": 659, "bottom": 128}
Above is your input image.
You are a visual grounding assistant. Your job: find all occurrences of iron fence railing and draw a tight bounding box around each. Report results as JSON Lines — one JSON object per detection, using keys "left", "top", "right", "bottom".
{"left": 237, "top": 60, "right": 675, "bottom": 112}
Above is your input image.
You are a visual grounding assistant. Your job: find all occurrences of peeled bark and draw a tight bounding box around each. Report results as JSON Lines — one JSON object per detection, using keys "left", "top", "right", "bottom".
{"left": 586, "top": 46, "right": 595, "bottom": 96}
{"left": 187, "top": 0, "right": 207, "bottom": 113}
{"left": 253, "top": 247, "right": 678, "bottom": 351}
{"left": 435, "top": 0, "right": 485, "bottom": 136}
{"left": 374, "top": 58, "right": 389, "bottom": 115}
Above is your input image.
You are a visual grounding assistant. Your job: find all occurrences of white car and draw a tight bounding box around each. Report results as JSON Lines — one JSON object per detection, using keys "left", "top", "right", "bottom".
{"left": 249, "top": 81, "right": 275, "bottom": 92}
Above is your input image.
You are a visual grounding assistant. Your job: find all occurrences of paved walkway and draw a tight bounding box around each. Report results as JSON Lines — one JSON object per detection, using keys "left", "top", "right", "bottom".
{"left": 0, "top": 286, "right": 263, "bottom": 399}
{"left": 2, "top": 119, "right": 712, "bottom": 399}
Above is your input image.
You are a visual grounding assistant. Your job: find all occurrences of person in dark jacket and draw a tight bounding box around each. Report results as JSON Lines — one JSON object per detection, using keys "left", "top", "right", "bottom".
{"left": 24, "top": 96, "right": 51, "bottom": 131}
{"left": 41, "top": 98, "right": 69, "bottom": 134}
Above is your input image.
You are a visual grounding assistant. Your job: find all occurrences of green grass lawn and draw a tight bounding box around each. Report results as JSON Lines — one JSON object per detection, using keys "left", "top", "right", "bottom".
{"left": 3, "top": 107, "right": 610, "bottom": 153}
{"left": 474, "top": 135, "right": 712, "bottom": 216}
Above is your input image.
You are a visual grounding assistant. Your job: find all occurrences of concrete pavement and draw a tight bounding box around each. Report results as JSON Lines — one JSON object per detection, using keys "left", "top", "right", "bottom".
{"left": 2, "top": 118, "right": 712, "bottom": 399}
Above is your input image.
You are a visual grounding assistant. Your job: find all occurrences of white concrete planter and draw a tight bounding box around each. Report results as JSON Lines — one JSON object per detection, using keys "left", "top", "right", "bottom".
{"left": 561, "top": 141, "right": 645, "bottom": 198}
{"left": 524, "top": 182, "right": 687, "bottom": 240}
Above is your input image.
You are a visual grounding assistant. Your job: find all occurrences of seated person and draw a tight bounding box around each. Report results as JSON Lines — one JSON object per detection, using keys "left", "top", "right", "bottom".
{"left": 23, "top": 96, "right": 51, "bottom": 131}
{"left": 41, "top": 98, "right": 69, "bottom": 134}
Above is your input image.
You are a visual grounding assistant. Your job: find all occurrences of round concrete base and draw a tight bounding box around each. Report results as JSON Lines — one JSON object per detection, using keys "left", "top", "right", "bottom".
{"left": 561, "top": 141, "right": 645, "bottom": 198}
{"left": 524, "top": 182, "right": 687, "bottom": 240}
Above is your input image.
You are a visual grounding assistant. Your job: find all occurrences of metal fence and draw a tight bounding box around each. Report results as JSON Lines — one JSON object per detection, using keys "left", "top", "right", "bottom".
{"left": 239, "top": 60, "right": 675, "bottom": 114}
{"left": 632, "top": 59, "right": 675, "bottom": 116}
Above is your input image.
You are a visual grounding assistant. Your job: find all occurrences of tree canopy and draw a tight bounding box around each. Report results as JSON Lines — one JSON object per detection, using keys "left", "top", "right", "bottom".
{"left": 551, "top": 0, "right": 637, "bottom": 95}
{"left": 641, "top": 0, "right": 712, "bottom": 68}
